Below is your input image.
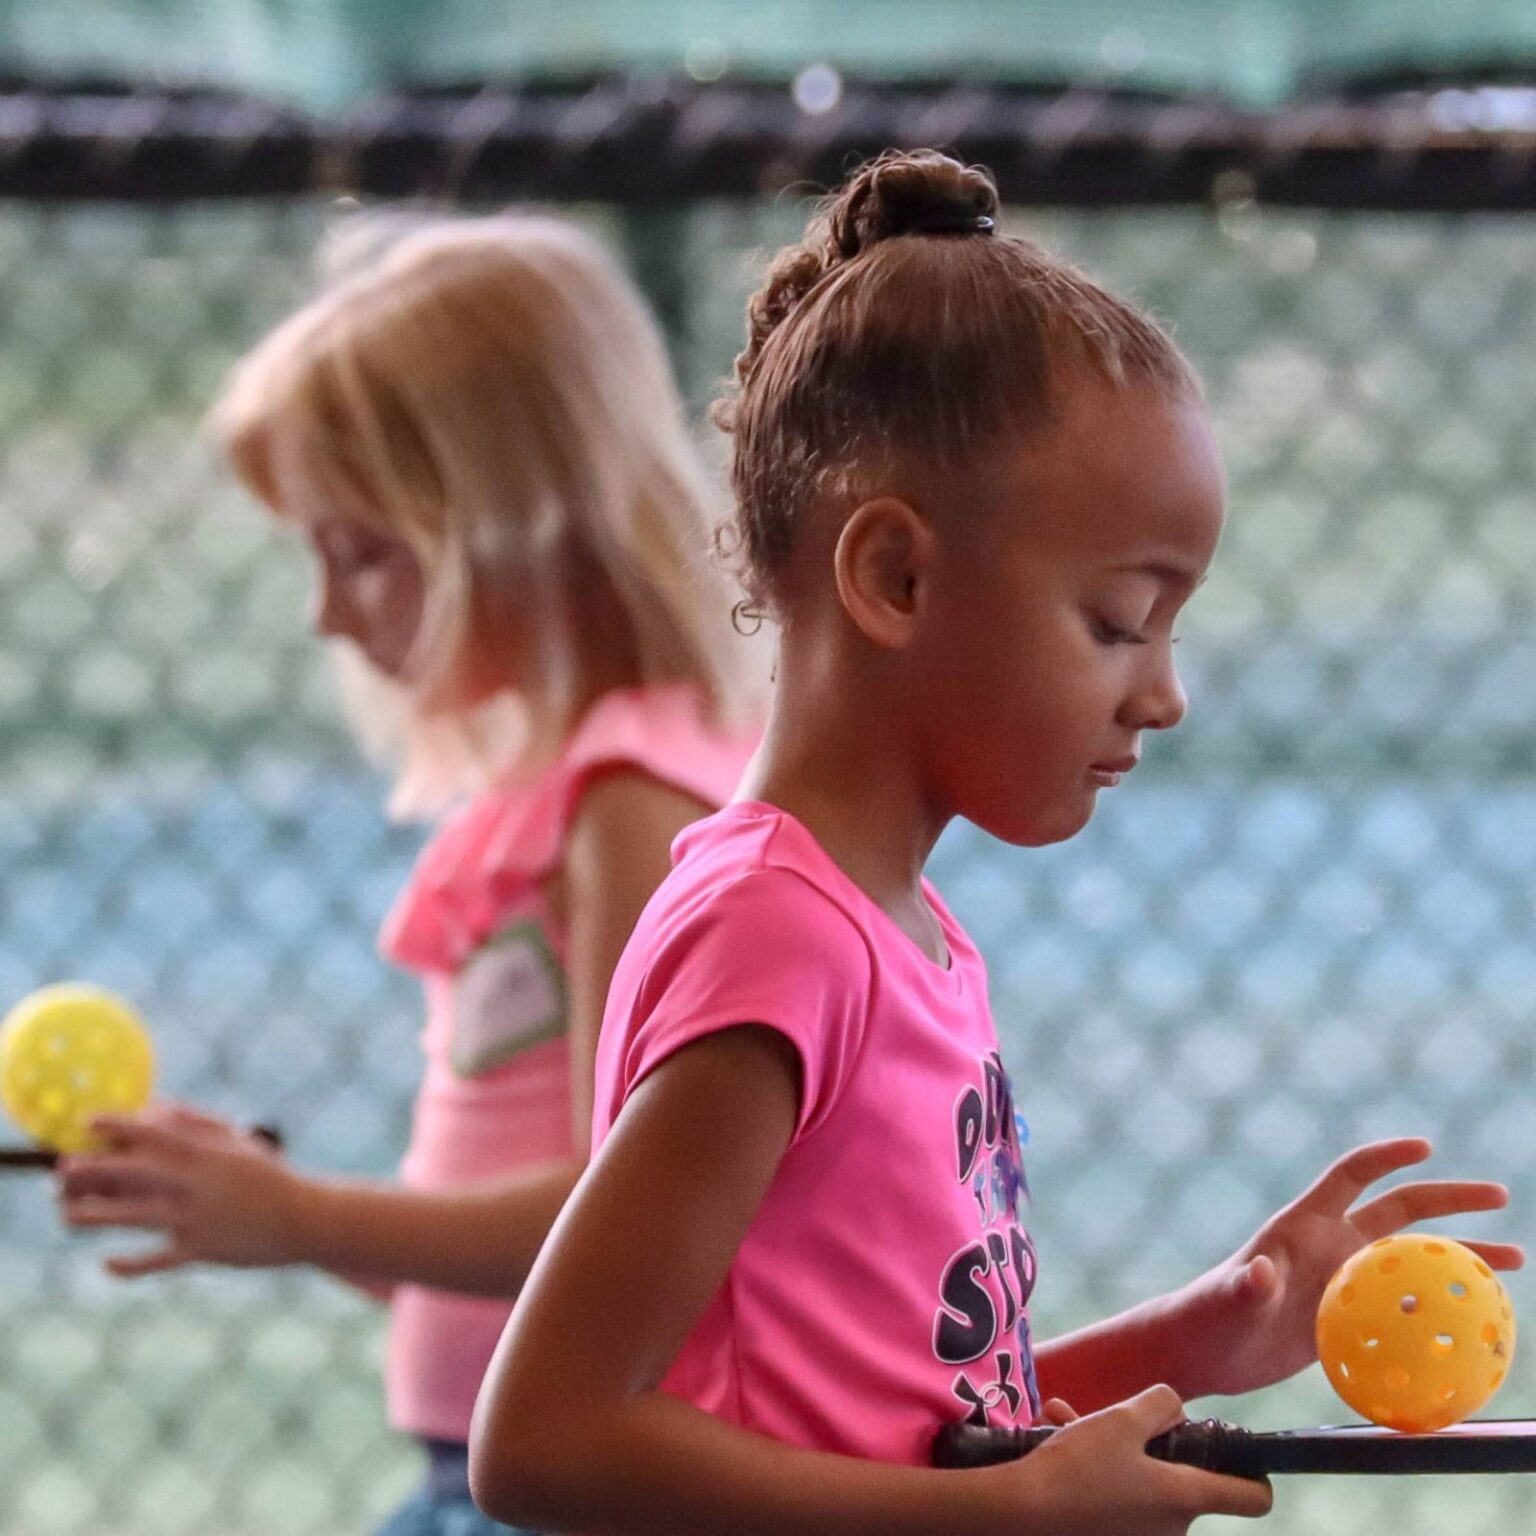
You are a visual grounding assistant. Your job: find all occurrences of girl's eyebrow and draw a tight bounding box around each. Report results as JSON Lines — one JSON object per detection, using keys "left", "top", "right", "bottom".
{"left": 1109, "top": 560, "right": 1208, "bottom": 593}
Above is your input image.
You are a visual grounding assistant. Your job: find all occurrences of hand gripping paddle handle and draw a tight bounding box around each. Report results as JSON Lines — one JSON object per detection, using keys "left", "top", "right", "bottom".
{"left": 933, "top": 1418, "right": 1265, "bottom": 1478}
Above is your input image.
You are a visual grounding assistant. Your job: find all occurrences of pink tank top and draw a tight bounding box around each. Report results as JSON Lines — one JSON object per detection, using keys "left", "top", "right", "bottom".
{"left": 377, "top": 685, "right": 756, "bottom": 1442}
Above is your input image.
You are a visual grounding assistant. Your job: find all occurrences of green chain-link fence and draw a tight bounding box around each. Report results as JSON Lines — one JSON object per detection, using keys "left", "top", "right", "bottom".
{"left": 2, "top": 197, "right": 1535, "bottom": 1534}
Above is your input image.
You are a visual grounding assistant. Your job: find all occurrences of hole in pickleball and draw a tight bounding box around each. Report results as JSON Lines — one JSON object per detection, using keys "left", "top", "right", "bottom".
{"left": 1423, "top": 1242, "right": 1447, "bottom": 1255}
{"left": 1450, "top": 1283, "right": 1469, "bottom": 1301}
{"left": 1432, "top": 1335, "right": 1455, "bottom": 1355}
{"left": 1400, "top": 1294, "right": 1419, "bottom": 1314}
{"left": 1381, "top": 1257, "right": 1403, "bottom": 1276}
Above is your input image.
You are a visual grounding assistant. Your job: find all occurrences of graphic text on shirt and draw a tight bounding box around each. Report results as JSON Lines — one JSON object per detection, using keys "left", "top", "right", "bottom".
{"left": 933, "top": 1051, "right": 1041, "bottom": 1426}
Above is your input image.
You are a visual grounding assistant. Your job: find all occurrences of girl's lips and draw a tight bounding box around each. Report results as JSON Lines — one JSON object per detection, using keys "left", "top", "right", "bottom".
{"left": 1088, "top": 756, "right": 1138, "bottom": 787}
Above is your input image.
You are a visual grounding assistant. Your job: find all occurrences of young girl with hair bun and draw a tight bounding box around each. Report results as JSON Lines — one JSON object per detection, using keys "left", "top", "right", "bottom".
{"left": 58, "top": 213, "right": 759, "bottom": 1536}
{"left": 470, "top": 152, "right": 1519, "bottom": 1535}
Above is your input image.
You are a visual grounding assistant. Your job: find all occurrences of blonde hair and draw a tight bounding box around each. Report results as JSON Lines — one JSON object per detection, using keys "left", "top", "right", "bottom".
{"left": 211, "top": 213, "right": 750, "bottom": 816}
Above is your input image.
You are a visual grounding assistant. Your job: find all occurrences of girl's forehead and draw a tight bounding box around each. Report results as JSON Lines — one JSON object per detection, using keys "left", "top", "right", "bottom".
{"left": 996, "top": 389, "right": 1225, "bottom": 567}
{"left": 267, "top": 440, "right": 391, "bottom": 536}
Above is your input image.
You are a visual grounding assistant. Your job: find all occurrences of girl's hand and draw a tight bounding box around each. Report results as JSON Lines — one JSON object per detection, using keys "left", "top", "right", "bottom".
{"left": 1172, "top": 1138, "right": 1524, "bottom": 1397}
{"left": 55, "top": 1103, "right": 301, "bottom": 1277}
{"left": 1006, "top": 1385, "right": 1271, "bottom": 1535}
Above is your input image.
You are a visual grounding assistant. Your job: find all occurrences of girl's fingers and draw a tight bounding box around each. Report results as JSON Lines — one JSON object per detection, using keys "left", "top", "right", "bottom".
{"left": 1164, "top": 1464, "right": 1274, "bottom": 1521}
{"left": 86, "top": 1115, "right": 196, "bottom": 1160}
{"left": 1120, "top": 1383, "right": 1187, "bottom": 1438}
{"left": 1296, "top": 1139, "right": 1432, "bottom": 1215}
{"left": 61, "top": 1195, "right": 181, "bottom": 1233}
{"left": 104, "top": 1245, "right": 188, "bottom": 1280}
{"left": 58, "top": 1156, "right": 186, "bottom": 1198}
{"left": 160, "top": 1102, "right": 232, "bottom": 1135}
{"left": 1455, "top": 1240, "right": 1525, "bottom": 1272}
{"left": 1229, "top": 1254, "right": 1279, "bottom": 1306}
{"left": 1040, "top": 1398, "right": 1079, "bottom": 1425}
{"left": 1350, "top": 1181, "right": 1510, "bottom": 1240}
{"left": 53, "top": 1165, "right": 131, "bottom": 1199}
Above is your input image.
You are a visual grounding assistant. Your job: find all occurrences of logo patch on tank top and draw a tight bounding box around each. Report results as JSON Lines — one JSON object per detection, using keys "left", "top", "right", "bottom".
{"left": 449, "top": 920, "right": 567, "bottom": 1076}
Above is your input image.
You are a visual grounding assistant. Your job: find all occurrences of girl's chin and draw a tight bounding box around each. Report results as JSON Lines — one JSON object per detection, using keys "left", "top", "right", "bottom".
{"left": 973, "top": 796, "right": 1096, "bottom": 850}
{"left": 331, "top": 635, "right": 413, "bottom": 687}
{"left": 414, "top": 674, "right": 515, "bottom": 717}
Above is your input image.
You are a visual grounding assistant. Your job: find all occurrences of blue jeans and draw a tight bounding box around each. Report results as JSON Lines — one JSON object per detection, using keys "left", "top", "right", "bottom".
{"left": 374, "top": 1439, "right": 539, "bottom": 1536}
{"left": 373, "top": 1486, "right": 536, "bottom": 1536}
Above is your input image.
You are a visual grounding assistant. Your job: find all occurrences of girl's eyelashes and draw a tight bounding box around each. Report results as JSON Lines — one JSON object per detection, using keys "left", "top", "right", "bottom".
{"left": 1091, "top": 616, "right": 1150, "bottom": 646}
{"left": 346, "top": 540, "right": 393, "bottom": 571}
{"left": 318, "top": 525, "right": 395, "bottom": 571}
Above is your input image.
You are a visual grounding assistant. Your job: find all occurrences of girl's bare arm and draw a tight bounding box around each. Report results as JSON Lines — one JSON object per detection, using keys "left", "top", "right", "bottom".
{"left": 469, "top": 1028, "right": 1271, "bottom": 1536}
{"left": 60, "top": 773, "right": 708, "bottom": 1296}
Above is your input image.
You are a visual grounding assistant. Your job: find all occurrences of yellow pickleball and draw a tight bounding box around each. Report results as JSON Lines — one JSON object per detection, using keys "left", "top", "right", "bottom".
{"left": 1316, "top": 1233, "right": 1516, "bottom": 1433}
{"left": 0, "top": 984, "right": 155, "bottom": 1153}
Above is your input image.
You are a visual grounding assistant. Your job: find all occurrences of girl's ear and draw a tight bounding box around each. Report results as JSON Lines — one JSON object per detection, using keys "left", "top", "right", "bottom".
{"left": 832, "top": 498, "right": 936, "bottom": 650}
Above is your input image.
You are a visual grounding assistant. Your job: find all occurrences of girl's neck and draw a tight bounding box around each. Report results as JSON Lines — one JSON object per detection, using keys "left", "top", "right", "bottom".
{"left": 560, "top": 577, "right": 652, "bottom": 722}
{"left": 738, "top": 655, "right": 951, "bottom": 963}
{"left": 566, "top": 641, "right": 645, "bottom": 722}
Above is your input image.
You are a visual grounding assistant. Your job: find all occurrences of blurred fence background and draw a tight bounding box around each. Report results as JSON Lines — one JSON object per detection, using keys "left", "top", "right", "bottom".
{"left": 3, "top": 8, "right": 1536, "bottom": 1533}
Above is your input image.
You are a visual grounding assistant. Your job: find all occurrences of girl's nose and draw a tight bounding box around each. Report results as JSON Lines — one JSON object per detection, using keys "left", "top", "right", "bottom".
{"left": 1125, "top": 650, "right": 1188, "bottom": 733}
{"left": 311, "top": 565, "right": 354, "bottom": 642}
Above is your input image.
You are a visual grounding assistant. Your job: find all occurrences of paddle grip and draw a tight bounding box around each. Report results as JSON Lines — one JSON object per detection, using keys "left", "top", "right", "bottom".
{"left": 0, "top": 1121, "right": 284, "bottom": 1171}
{"left": 933, "top": 1417, "right": 1263, "bottom": 1477}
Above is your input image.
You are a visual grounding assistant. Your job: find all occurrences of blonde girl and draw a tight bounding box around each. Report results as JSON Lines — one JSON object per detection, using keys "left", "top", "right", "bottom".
{"left": 59, "top": 214, "right": 759, "bottom": 1536}
{"left": 468, "top": 153, "right": 1520, "bottom": 1536}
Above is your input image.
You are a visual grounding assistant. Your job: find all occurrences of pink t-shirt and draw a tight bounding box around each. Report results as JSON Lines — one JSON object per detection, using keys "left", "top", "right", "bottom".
{"left": 378, "top": 685, "right": 756, "bottom": 1442}
{"left": 592, "top": 802, "right": 1040, "bottom": 1466}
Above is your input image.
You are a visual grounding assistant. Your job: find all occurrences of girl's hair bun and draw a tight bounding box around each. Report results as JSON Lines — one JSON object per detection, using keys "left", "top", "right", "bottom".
{"left": 827, "top": 149, "right": 999, "bottom": 259}
{"left": 712, "top": 149, "right": 1000, "bottom": 443}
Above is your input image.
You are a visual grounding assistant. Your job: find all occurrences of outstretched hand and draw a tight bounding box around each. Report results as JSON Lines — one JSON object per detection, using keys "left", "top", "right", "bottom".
{"left": 55, "top": 1103, "right": 299, "bottom": 1277}
{"left": 1172, "top": 1138, "right": 1523, "bottom": 1398}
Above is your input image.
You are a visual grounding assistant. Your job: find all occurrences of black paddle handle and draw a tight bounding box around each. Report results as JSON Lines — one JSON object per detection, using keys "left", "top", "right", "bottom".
{"left": 934, "top": 1418, "right": 1264, "bottom": 1478}
{"left": 0, "top": 1122, "right": 284, "bottom": 1171}
{"left": 936, "top": 1418, "right": 1536, "bottom": 1477}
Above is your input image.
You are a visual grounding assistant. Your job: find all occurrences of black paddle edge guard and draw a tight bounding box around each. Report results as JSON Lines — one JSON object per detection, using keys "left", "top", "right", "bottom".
{"left": 5, "top": 76, "right": 1536, "bottom": 208}
{"left": 933, "top": 1417, "right": 1536, "bottom": 1476}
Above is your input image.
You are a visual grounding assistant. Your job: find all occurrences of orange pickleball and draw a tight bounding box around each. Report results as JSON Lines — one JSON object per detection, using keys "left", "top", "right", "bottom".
{"left": 1316, "top": 1234, "right": 1516, "bottom": 1433}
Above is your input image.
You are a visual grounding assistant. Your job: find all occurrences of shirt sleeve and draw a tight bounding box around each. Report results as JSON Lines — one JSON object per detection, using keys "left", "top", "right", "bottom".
{"left": 617, "top": 867, "right": 873, "bottom": 1140}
